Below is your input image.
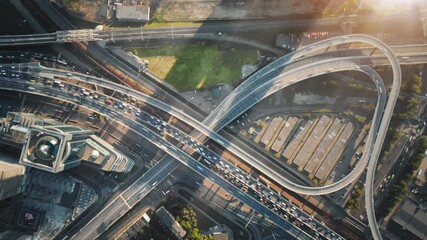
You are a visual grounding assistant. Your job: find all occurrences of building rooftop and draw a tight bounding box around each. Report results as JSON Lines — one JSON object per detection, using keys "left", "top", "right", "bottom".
{"left": 71, "top": 183, "right": 98, "bottom": 220}
{"left": 0, "top": 112, "right": 61, "bottom": 144}
{"left": 304, "top": 118, "right": 343, "bottom": 176}
{"left": 260, "top": 116, "right": 283, "bottom": 147}
{"left": 16, "top": 209, "right": 43, "bottom": 232}
{"left": 156, "top": 206, "right": 186, "bottom": 239}
{"left": 293, "top": 115, "right": 331, "bottom": 170}
{"left": 392, "top": 198, "right": 427, "bottom": 240}
{"left": 254, "top": 120, "right": 269, "bottom": 143}
{"left": 213, "top": 233, "right": 229, "bottom": 240}
{"left": 20, "top": 125, "right": 71, "bottom": 173}
{"left": 15, "top": 113, "right": 134, "bottom": 173}
{"left": 0, "top": 230, "right": 32, "bottom": 240}
{"left": 23, "top": 169, "right": 97, "bottom": 239}
{"left": 0, "top": 153, "right": 27, "bottom": 200}
{"left": 271, "top": 117, "right": 298, "bottom": 153}
{"left": 115, "top": 212, "right": 150, "bottom": 240}
{"left": 83, "top": 135, "right": 134, "bottom": 172}
{"left": 116, "top": 5, "right": 150, "bottom": 22}
{"left": 282, "top": 120, "right": 314, "bottom": 161}
{"left": 417, "top": 155, "right": 427, "bottom": 186}
{"left": 315, "top": 122, "right": 354, "bottom": 181}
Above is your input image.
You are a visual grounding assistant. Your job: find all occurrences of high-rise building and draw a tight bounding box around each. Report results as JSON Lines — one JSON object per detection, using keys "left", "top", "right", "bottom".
{"left": 20, "top": 124, "right": 134, "bottom": 173}
{"left": 20, "top": 125, "right": 93, "bottom": 173}
{"left": 0, "top": 112, "right": 61, "bottom": 145}
{"left": 0, "top": 153, "right": 28, "bottom": 201}
{"left": 0, "top": 112, "right": 134, "bottom": 173}
{"left": 0, "top": 230, "right": 32, "bottom": 240}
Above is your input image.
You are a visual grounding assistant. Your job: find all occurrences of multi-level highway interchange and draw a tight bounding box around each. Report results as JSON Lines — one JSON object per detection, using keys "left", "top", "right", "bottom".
{"left": 0, "top": 1, "right": 426, "bottom": 240}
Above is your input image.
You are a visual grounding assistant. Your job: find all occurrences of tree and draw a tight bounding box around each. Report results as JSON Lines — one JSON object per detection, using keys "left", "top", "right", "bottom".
{"left": 419, "top": 136, "right": 427, "bottom": 150}
{"left": 323, "top": 0, "right": 360, "bottom": 17}
{"left": 395, "top": 94, "right": 421, "bottom": 121}
{"left": 348, "top": 83, "right": 363, "bottom": 89}
{"left": 406, "top": 74, "right": 422, "bottom": 95}
{"left": 177, "top": 207, "right": 213, "bottom": 240}
{"left": 355, "top": 187, "right": 363, "bottom": 196}
{"left": 347, "top": 198, "right": 359, "bottom": 209}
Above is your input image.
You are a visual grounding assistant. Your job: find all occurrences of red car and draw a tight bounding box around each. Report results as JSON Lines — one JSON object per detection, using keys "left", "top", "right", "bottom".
{"left": 105, "top": 99, "right": 113, "bottom": 105}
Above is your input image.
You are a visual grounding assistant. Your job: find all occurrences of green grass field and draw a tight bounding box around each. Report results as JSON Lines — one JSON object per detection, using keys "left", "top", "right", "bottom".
{"left": 128, "top": 43, "right": 257, "bottom": 91}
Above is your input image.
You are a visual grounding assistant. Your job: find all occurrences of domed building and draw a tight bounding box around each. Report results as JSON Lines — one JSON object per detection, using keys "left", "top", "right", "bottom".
{"left": 18, "top": 120, "right": 134, "bottom": 173}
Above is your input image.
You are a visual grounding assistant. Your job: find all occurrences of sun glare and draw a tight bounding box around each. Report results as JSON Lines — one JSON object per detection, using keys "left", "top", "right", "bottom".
{"left": 366, "top": 0, "right": 423, "bottom": 11}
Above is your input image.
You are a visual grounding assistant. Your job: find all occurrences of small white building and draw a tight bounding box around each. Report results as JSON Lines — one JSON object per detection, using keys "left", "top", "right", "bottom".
{"left": 116, "top": 5, "right": 150, "bottom": 22}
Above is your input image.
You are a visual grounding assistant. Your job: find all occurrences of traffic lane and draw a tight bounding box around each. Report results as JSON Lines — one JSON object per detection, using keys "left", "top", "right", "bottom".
{"left": 102, "top": 16, "right": 416, "bottom": 36}
{"left": 121, "top": 157, "right": 179, "bottom": 203}
{"left": 72, "top": 197, "right": 129, "bottom": 240}
{"left": 363, "top": 40, "right": 401, "bottom": 240}
{"left": 126, "top": 108, "right": 330, "bottom": 237}
{"left": 17, "top": 61, "right": 358, "bottom": 232}
{"left": 14, "top": 2, "right": 314, "bottom": 238}
{"left": 30, "top": 14, "right": 404, "bottom": 238}
{"left": 36, "top": 67, "right": 208, "bottom": 138}
{"left": 73, "top": 157, "right": 179, "bottom": 239}
{"left": 68, "top": 156, "right": 178, "bottom": 238}
{"left": 89, "top": 43, "right": 206, "bottom": 121}
{"left": 39, "top": 0, "right": 207, "bottom": 120}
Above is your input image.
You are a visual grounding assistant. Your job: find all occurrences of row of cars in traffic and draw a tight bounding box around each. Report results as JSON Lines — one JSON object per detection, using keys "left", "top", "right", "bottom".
{"left": 212, "top": 160, "right": 343, "bottom": 240}
{"left": 303, "top": 32, "right": 330, "bottom": 40}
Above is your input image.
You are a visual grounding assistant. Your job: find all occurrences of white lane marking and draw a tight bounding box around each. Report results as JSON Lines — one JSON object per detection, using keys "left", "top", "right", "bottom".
{"left": 120, "top": 195, "right": 131, "bottom": 209}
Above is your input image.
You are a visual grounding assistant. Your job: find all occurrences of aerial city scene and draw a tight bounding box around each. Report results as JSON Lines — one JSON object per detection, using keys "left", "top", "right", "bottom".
{"left": 0, "top": 0, "right": 426, "bottom": 240}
